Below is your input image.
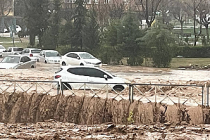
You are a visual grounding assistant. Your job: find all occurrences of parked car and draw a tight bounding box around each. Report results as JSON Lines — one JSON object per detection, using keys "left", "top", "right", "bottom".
{"left": 0, "top": 45, "right": 6, "bottom": 57}
{"left": 60, "top": 52, "right": 102, "bottom": 67}
{"left": 2, "top": 47, "right": 24, "bottom": 58}
{"left": 20, "top": 48, "right": 42, "bottom": 62}
{"left": 0, "top": 55, "right": 36, "bottom": 69}
{"left": 4, "top": 25, "right": 21, "bottom": 33}
{"left": 39, "top": 50, "right": 61, "bottom": 64}
{"left": 54, "top": 66, "right": 128, "bottom": 91}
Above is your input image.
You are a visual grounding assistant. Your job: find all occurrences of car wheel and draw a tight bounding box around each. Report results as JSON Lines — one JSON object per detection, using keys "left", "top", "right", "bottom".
{"left": 80, "top": 63, "right": 84, "bottom": 66}
{"left": 31, "top": 65, "right": 35, "bottom": 68}
{"left": 62, "top": 62, "right": 66, "bottom": 66}
{"left": 113, "top": 85, "right": 124, "bottom": 91}
{"left": 37, "top": 59, "right": 39, "bottom": 62}
{"left": 45, "top": 60, "right": 47, "bottom": 63}
{"left": 62, "top": 83, "right": 72, "bottom": 90}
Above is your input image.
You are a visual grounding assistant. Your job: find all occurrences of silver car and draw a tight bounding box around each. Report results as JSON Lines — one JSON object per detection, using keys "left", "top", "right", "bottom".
{"left": 39, "top": 50, "right": 61, "bottom": 64}
{"left": 0, "top": 55, "right": 36, "bottom": 69}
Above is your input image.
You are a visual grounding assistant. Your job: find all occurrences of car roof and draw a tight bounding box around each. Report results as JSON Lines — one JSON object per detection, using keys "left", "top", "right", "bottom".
{"left": 25, "top": 48, "right": 41, "bottom": 50}
{"left": 61, "top": 65, "right": 101, "bottom": 70}
{"left": 67, "top": 52, "right": 89, "bottom": 54}
{"left": 43, "top": 50, "right": 58, "bottom": 52}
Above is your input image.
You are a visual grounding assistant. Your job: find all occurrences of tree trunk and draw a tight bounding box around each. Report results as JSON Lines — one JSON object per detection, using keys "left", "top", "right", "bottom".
{"left": 206, "top": 25, "right": 209, "bottom": 44}
{"left": 29, "top": 33, "right": 35, "bottom": 47}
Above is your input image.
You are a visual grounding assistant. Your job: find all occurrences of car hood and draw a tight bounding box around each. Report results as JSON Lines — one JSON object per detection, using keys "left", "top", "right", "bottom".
{"left": 0, "top": 63, "right": 18, "bottom": 69}
{"left": 83, "top": 59, "right": 101, "bottom": 64}
{"left": 46, "top": 57, "right": 61, "bottom": 60}
{"left": 0, "top": 49, "right": 6, "bottom": 53}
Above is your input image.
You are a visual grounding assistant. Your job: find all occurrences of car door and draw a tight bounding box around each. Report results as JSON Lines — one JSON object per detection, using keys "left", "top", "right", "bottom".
{"left": 17, "top": 56, "right": 26, "bottom": 69}
{"left": 18, "top": 56, "right": 31, "bottom": 69}
{"left": 39, "top": 51, "right": 45, "bottom": 62}
{"left": 66, "top": 67, "right": 88, "bottom": 89}
{"left": 85, "top": 67, "right": 112, "bottom": 90}
{"left": 66, "top": 53, "right": 80, "bottom": 65}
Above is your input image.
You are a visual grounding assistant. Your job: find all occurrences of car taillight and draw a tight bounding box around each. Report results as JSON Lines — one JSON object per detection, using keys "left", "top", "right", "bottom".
{"left": 55, "top": 75, "right": 61, "bottom": 79}
{"left": 30, "top": 54, "right": 33, "bottom": 57}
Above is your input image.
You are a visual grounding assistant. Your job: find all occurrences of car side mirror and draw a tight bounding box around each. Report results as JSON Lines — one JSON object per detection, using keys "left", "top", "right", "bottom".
{"left": 77, "top": 57, "right": 80, "bottom": 60}
{"left": 104, "top": 75, "right": 108, "bottom": 81}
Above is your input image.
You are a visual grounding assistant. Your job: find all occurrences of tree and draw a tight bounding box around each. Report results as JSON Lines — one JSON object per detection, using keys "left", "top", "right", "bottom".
{"left": 121, "top": 12, "right": 144, "bottom": 66}
{"left": 42, "top": 0, "right": 61, "bottom": 50}
{"left": 0, "top": 0, "right": 14, "bottom": 32}
{"left": 83, "top": 8, "right": 100, "bottom": 54}
{"left": 142, "top": 17, "right": 176, "bottom": 68}
{"left": 71, "top": 0, "right": 87, "bottom": 50}
{"left": 170, "top": 0, "right": 189, "bottom": 42}
{"left": 0, "top": 0, "right": 13, "bottom": 16}
{"left": 135, "top": 0, "right": 162, "bottom": 27}
{"left": 195, "top": 0, "right": 210, "bottom": 44}
{"left": 102, "top": 12, "right": 144, "bottom": 65}
{"left": 24, "top": 0, "right": 49, "bottom": 47}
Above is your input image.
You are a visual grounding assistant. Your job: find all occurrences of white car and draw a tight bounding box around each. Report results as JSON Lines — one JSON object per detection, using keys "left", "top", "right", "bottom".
{"left": 54, "top": 66, "right": 128, "bottom": 91}
{"left": 39, "top": 50, "right": 61, "bottom": 64}
{"left": 4, "top": 25, "right": 21, "bottom": 33}
{"left": 20, "top": 48, "right": 42, "bottom": 62}
{"left": 0, "top": 45, "right": 6, "bottom": 57}
{"left": 0, "top": 55, "right": 36, "bottom": 69}
{"left": 2, "top": 47, "right": 24, "bottom": 58}
{"left": 60, "top": 52, "right": 102, "bottom": 67}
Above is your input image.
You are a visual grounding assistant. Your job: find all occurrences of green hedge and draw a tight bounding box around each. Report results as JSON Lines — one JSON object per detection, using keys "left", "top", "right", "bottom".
{"left": 175, "top": 46, "right": 210, "bottom": 58}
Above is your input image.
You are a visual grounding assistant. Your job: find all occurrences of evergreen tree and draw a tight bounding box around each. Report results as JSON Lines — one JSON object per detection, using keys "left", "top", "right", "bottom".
{"left": 83, "top": 8, "right": 100, "bottom": 54}
{"left": 121, "top": 12, "right": 144, "bottom": 66}
{"left": 42, "top": 0, "right": 61, "bottom": 50}
{"left": 142, "top": 17, "right": 176, "bottom": 68}
{"left": 24, "top": 0, "right": 49, "bottom": 47}
{"left": 71, "top": 0, "right": 87, "bottom": 50}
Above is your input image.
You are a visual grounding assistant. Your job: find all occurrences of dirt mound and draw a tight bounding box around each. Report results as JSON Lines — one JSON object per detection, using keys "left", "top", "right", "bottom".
{"left": 0, "top": 92, "right": 209, "bottom": 126}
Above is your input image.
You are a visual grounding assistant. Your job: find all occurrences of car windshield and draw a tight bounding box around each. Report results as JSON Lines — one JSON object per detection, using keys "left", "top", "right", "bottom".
{"left": 13, "top": 48, "right": 23, "bottom": 51}
{"left": 1, "top": 56, "right": 20, "bottom": 63}
{"left": 79, "top": 52, "right": 95, "bottom": 59}
{"left": 46, "top": 51, "right": 60, "bottom": 57}
{"left": 31, "top": 50, "right": 41, "bottom": 53}
{"left": 0, "top": 46, "right": 5, "bottom": 49}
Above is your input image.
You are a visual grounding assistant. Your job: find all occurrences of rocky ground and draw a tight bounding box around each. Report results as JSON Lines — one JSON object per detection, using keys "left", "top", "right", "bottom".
{"left": 0, "top": 63, "right": 210, "bottom": 139}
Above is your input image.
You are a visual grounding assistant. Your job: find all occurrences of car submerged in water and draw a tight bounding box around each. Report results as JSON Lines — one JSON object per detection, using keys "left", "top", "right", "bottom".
{"left": 39, "top": 50, "right": 61, "bottom": 64}
{"left": 54, "top": 66, "right": 129, "bottom": 91}
{"left": 60, "top": 52, "right": 102, "bottom": 67}
{"left": 0, "top": 55, "right": 36, "bottom": 69}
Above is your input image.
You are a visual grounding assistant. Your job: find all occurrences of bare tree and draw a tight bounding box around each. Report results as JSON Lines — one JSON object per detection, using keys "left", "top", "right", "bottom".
{"left": 0, "top": 0, "right": 13, "bottom": 16}
{"left": 134, "top": 0, "right": 162, "bottom": 27}
{"left": 184, "top": 0, "right": 203, "bottom": 46}
{"left": 170, "top": 0, "right": 190, "bottom": 41}
{"left": 196, "top": 0, "right": 210, "bottom": 44}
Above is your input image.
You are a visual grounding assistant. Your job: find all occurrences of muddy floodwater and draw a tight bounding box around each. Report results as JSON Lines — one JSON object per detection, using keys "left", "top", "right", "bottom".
{"left": 0, "top": 64, "right": 210, "bottom": 139}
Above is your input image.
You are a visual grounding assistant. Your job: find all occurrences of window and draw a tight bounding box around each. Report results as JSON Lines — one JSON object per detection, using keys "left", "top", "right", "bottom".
{"left": 68, "top": 67, "right": 112, "bottom": 78}
{"left": 31, "top": 49, "right": 41, "bottom": 53}
{"left": 8, "top": 48, "right": 12, "bottom": 52}
{"left": 68, "top": 68, "right": 85, "bottom": 75}
{"left": 24, "top": 56, "right": 31, "bottom": 62}
{"left": 13, "top": 48, "right": 23, "bottom": 51}
{"left": 23, "top": 49, "right": 29, "bottom": 53}
{"left": 67, "top": 53, "right": 79, "bottom": 59}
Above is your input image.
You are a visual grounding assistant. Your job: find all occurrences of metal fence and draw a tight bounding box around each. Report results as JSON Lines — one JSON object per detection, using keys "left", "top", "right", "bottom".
{"left": 0, "top": 79, "right": 210, "bottom": 107}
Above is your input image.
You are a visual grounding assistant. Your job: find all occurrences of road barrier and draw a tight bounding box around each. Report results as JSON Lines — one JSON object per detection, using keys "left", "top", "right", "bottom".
{"left": 0, "top": 79, "right": 209, "bottom": 107}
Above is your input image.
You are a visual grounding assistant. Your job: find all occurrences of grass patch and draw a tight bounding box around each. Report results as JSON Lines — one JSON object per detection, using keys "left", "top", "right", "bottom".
{"left": 170, "top": 58, "right": 210, "bottom": 69}
{"left": 0, "top": 36, "right": 29, "bottom": 48}
{"left": 123, "top": 57, "right": 210, "bottom": 69}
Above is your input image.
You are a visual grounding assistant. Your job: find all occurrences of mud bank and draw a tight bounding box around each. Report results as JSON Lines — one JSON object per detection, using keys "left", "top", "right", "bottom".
{"left": 0, "top": 92, "right": 209, "bottom": 125}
